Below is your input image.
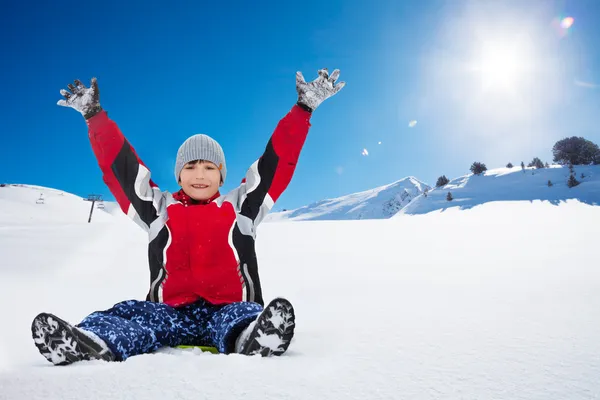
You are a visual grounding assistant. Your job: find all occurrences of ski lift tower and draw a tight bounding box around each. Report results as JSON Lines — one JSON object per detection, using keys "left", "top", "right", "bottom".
{"left": 84, "top": 194, "right": 103, "bottom": 223}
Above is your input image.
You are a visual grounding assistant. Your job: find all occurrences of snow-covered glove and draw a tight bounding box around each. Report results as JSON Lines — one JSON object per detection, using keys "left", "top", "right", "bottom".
{"left": 296, "top": 68, "right": 345, "bottom": 112}
{"left": 57, "top": 78, "right": 102, "bottom": 120}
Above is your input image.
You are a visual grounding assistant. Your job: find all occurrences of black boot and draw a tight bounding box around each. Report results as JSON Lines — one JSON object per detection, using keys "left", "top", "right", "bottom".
{"left": 31, "top": 313, "right": 115, "bottom": 365}
{"left": 236, "top": 297, "right": 296, "bottom": 356}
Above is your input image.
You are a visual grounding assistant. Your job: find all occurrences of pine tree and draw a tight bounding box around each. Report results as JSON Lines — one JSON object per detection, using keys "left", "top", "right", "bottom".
{"left": 470, "top": 162, "right": 487, "bottom": 175}
{"left": 545, "top": 162, "right": 550, "bottom": 168}
{"left": 446, "top": 192, "right": 453, "bottom": 201}
{"left": 506, "top": 162, "right": 513, "bottom": 168}
{"left": 528, "top": 157, "right": 544, "bottom": 169}
{"left": 436, "top": 175, "right": 450, "bottom": 187}
{"left": 553, "top": 136, "right": 600, "bottom": 165}
{"left": 568, "top": 174, "right": 580, "bottom": 188}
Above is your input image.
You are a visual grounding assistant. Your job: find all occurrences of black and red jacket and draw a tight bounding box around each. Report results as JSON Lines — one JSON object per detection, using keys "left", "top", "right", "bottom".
{"left": 87, "top": 105, "right": 312, "bottom": 307}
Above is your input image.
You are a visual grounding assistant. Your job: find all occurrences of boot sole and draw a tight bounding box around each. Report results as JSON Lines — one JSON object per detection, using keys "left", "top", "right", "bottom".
{"left": 31, "top": 313, "right": 114, "bottom": 365}
{"left": 240, "top": 298, "right": 296, "bottom": 357}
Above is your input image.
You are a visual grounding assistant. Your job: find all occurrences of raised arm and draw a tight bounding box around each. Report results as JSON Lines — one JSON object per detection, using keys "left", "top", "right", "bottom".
{"left": 231, "top": 68, "right": 346, "bottom": 227}
{"left": 57, "top": 78, "right": 166, "bottom": 233}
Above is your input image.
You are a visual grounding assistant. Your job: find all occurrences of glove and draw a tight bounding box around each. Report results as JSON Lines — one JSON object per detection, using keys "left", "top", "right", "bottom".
{"left": 57, "top": 78, "right": 102, "bottom": 120}
{"left": 296, "top": 68, "right": 345, "bottom": 112}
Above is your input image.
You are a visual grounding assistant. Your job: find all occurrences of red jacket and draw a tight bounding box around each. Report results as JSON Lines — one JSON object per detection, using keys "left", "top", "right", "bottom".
{"left": 87, "top": 105, "right": 312, "bottom": 307}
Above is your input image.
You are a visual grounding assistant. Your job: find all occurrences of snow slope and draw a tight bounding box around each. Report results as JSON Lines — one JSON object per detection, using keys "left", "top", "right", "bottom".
{"left": 0, "top": 184, "right": 119, "bottom": 224}
{"left": 266, "top": 165, "right": 600, "bottom": 221}
{"left": 265, "top": 177, "right": 430, "bottom": 221}
{"left": 400, "top": 164, "right": 600, "bottom": 215}
{"left": 1, "top": 185, "right": 599, "bottom": 399}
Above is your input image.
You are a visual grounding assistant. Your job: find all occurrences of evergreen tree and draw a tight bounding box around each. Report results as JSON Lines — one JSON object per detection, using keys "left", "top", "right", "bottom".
{"left": 567, "top": 174, "right": 580, "bottom": 188}
{"left": 506, "top": 162, "right": 513, "bottom": 168}
{"left": 436, "top": 175, "right": 450, "bottom": 187}
{"left": 545, "top": 162, "right": 550, "bottom": 168}
{"left": 527, "top": 157, "right": 545, "bottom": 169}
{"left": 446, "top": 192, "right": 453, "bottom": 201}
{"left": 553, "top": 136, "right": 600, "bottom": 165}
{"left": 470, "top": 162, "right": 487, "bottom": 175}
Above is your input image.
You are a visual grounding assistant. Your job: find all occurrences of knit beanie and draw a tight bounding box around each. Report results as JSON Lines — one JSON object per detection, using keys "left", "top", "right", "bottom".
{"left": 174, "top": 134, "right": 227, "bottom": 184}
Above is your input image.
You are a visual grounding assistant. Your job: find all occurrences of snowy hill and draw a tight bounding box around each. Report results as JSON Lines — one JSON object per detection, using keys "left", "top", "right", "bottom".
{"left": 1, "top": 184, "right": 600, "bottom": 399}
{"left": 0, "top": 184, "right": 120, "bottom": 225}
{"left": 400, "top": 164, "right": 600, "bottom": 215}
{"left": 265, "top": 176, "right": 430, "bottom": 221}
{"left": 267, "top": 165, "right": 600, "bottom": 221}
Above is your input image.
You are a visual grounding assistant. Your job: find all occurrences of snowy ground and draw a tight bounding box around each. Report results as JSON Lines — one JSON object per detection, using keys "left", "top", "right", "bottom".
{"left": 1, "top": 185, "right": 599, "bottom": 399}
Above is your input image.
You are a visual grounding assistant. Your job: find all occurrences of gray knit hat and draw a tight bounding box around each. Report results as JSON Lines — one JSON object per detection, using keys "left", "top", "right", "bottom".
{"left": 174, "top": 134, "right": 227, "bottom": 183}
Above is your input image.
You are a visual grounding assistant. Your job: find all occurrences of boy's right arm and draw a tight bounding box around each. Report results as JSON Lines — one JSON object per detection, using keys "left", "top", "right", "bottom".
{"left": 58, "top": 78, "right": 166, "bottom": 233}
{"left": 86, "top": 111, "right": 166, "bottom": 232}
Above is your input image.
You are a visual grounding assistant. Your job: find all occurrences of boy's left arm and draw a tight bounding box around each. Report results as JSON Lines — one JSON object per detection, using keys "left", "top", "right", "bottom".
{"left": 232, "top": 68, "right": 345, "bottom": 227}
{"left": 234, "top": 105, "right": 311, "bottom": 226}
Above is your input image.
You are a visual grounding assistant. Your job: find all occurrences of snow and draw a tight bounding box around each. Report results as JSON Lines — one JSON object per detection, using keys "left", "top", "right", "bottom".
{"left": 1, "top": 182, "right": 600, "bottom": 399}
{"left": 400, "top": 165, "right": 600, "bottom": 215}
{"left": 267, "top": 165, "right": 600, "bottom": 220}
{"left": 266, "top": 177, "right": 430, "bottom": 221}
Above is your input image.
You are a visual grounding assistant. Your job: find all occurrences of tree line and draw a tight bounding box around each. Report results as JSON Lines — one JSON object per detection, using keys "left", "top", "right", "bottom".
{"left": 436, "top": 136, "right": 599, "bottom": 201}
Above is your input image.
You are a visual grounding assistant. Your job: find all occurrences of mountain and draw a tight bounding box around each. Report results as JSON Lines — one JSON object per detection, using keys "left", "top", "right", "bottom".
{"left": 266, "top": 164, "right": 600, "bottom": 221}
{"left": 264, "top": 176, "right": 431, "bottom": 222}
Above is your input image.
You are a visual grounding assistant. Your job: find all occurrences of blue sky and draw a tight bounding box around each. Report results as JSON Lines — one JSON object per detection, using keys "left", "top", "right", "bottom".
{"left": 2, "top": 0, "right": 600, "bottom": 210}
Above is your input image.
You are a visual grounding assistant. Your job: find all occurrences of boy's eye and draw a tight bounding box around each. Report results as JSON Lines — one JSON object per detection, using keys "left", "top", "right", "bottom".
{"left": 185, "top": 165, "right": 194, "bottom": 169}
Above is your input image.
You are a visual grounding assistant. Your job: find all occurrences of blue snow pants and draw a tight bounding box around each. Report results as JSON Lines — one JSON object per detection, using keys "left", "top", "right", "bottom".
{"left": 76, "top": 299, "right": 263, "bottom": 360}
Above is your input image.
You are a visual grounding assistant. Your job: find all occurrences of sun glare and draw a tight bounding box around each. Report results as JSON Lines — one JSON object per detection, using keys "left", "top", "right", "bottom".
{"left": 477, "top": 41, "right": 531, "bottom": 93}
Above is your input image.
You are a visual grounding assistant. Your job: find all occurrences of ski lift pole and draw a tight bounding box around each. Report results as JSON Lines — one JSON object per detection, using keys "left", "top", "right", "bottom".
{"left": 84, "top": 194, "right": 103, "bottom": 223}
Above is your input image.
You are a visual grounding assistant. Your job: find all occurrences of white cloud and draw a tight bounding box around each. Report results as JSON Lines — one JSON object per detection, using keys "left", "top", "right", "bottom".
{"left": 574, "top": 79, "right": 599, "bottom": 89}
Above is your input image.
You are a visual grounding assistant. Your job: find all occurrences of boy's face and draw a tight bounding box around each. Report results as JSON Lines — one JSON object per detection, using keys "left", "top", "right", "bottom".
{"left": 179, "top": 160, "right": 222, "bottom": 201}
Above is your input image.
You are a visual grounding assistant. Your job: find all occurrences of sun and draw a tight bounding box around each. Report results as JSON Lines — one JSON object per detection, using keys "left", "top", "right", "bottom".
{"left": 475, "top": 40, "right": 532, "bottom": 94}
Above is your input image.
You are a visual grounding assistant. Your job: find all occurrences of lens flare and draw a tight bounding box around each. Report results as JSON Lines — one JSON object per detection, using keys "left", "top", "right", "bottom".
{"left": 408, "top": 120, "right": 417, "bottom": 128}
{"left": 561, "top": 17, "right": 574, "bottom": 29}
{"left": 361, "top": 148, "right": 369, "bottom": 156}
{"left": 552, "top": 16, "right": 574, "bottom": 37}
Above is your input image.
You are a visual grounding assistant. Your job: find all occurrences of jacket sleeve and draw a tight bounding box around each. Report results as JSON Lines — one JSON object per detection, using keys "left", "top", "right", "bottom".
{"left": 232, "top": 104, "right": 312, "bottom": 227}
{"left": 87, "top": 110, "right": 167, "bottom": 234}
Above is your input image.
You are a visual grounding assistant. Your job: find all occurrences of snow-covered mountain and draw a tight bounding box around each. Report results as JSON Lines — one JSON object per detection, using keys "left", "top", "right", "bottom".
{"left": 267, "top": 164, "right": 600, "bottom": 221}
{"left": 265, "top": 176, "right": 431, "bottom": 222}
{"left": 1, "top": 181, "right": 599, "bottom": 399}
{"left": 400, "top": 164, "right": 600, "bottom": 215}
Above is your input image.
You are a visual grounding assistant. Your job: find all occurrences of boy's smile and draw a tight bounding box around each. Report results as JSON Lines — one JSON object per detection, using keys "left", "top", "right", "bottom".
{"left": 179, "top": 160, "right": 222, "bottom": 201}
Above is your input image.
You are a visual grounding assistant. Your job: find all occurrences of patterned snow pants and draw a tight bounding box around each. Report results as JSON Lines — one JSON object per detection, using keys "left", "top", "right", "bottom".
{"left": 77, "top": 299, "right": 263, "bottom": 360}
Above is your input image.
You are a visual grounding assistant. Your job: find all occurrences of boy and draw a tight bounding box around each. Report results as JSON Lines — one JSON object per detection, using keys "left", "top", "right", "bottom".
{"left": 31, "top": 69, "right": 344, "bottom": 365}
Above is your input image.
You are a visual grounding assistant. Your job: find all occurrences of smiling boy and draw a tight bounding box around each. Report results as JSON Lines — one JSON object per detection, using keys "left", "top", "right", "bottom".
{"left": 31, "top": 69, "right": 345, "bottom": 365}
